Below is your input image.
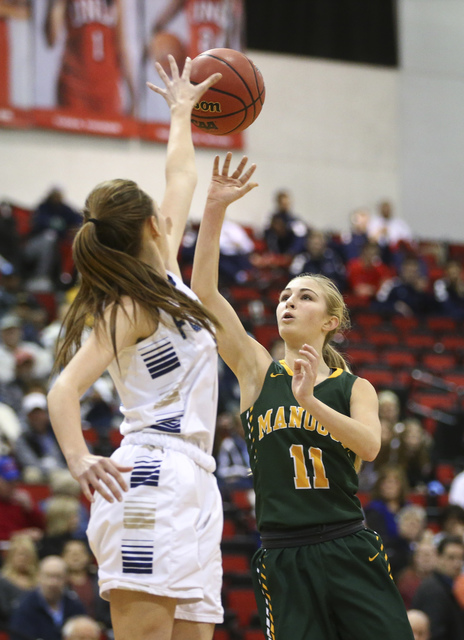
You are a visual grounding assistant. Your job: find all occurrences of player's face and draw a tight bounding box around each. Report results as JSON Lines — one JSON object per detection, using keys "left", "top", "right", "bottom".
{"left": 276, "top": 277, "right": 331, "bottom": 341}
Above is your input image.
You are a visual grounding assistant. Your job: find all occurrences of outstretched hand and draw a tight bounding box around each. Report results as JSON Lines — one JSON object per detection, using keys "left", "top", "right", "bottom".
{"left": 146, "top": 55, "right": 221, "bottom": 112}
{"left": 69, "top": 453, "right": 133, "bottom": 504}
{"left": 207, "top": 152, "right": 258, "bottom": 207}
{"left": 292, "top": 344, "right": 319, "bottom": 407}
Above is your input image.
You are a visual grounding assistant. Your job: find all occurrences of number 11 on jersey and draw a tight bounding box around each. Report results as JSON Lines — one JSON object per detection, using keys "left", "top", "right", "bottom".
{"left": 289, "top": 444, "right": 330, "bottom": 489}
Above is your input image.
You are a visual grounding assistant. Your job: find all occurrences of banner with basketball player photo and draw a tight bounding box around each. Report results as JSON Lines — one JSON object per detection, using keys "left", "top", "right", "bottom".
{"left": 0, "top": 0, "right": 246, "bottom": 149}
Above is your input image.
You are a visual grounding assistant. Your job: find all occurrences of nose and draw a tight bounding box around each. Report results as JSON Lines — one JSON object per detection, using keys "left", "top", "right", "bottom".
{"left": 285, "top": 297, "right": 295, "bottom": 308}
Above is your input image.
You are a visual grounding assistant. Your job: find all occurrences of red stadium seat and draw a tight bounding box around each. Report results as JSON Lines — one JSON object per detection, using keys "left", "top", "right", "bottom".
{"left": 346, "top": 346, "right": 379, "bottom": 367}
{"left": 368, "top": 328, "right": 401, "bottom": 348}
{"left": 243, "top": 630, "right": 266, "bottom": 640}
{"left": 404, "top": 332, "right": 437, "bottom": 350}
{"left": 356, "top": 365, "right": 395, "bottom": 389}
{"left": 391, "top": 315, "right": 420, "bottom": 333}
{"left": 421, "top": 352, "right": 457, "bottom": 373}
{"left": 354, "top": 313, "right": 384, "bottom": 330}
{"left": 227, "top": 588, "right": 259, "bottom": 627}
{"left": 426, "top": 316, "right": 458, "bottom": 333}
{"left": 213, "top": 629, "right": 230, "bottom": 640}
{"left": 222, "top": 553, "right": 250, "bottom": 574}
{"left": 383, "top": 348, "right": 417, "bottom": 368}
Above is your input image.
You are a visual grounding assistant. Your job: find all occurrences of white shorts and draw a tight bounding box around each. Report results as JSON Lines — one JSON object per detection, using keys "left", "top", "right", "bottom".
{"left": 86, "top": 440, "right": 224, "bottom": 624}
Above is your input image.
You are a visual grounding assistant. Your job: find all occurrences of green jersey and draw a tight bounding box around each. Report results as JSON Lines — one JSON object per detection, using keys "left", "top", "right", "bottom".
{"left": 241, "top": 360, "right": 364, "bottom": 531}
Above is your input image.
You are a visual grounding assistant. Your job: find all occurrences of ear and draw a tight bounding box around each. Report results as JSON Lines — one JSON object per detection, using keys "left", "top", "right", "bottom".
{"left": 147, "top": 215, "right": 160, "bottom": 239}
{"left": 323, "top": 315, "right": 339, "bottom": 333}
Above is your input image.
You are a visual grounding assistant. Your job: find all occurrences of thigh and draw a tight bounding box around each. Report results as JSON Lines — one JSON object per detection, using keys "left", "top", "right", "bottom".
{"left": 110, "top": 589, "right": 176, "bottom": 640}
{"left": 87, "top": 444, "right": 204, "bottom": 603}
{"left": 326, "top": 530, "right": 415, "bottom": 640}
{"left": 171, "top": 620, "right": 215, "bottom": 640}
{"left": 251, "top": 547, "right": 339, "bottom": 640}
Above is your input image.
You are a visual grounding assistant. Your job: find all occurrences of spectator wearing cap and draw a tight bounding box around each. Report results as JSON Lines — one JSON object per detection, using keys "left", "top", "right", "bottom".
{"left": 0, "top": 455, "right": 44, "bottom": 542}
{"left": 0, "top": 349, "right": 38, "bottom": 418}
{"left": 0, "top": 314, "right": 53, "bottom": 384}
{"left": 14, "top": 393, "right": 66, "bottom": 483}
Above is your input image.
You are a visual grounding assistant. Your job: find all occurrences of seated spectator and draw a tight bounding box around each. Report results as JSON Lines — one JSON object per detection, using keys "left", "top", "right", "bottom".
{"left": 397, "top": 533, "right": 437, "bottom": 609}
{"left": 411, "top": 535, "right": 464, "bottom": 640}
{"left": 267, "top": 189, "right": 308, "bottom": 242}
{"left": 37, "top": 495, "right": 82, "bottom": 558}
{"left": 364, "top": 464, "right": 410, "bottom": 560}
{"left": 62, "top": 540, "right": 111, "bottom": 629}
{"left": 0, "top": 314, "right": 53, "bottom": 384}
{"left": 289, "top": 229, "right": 346, "bottom": 291}
{"left": 368, "top": 200, "right": 413, "bottom": 250}
{"left": 14, "top": 391, "right": 66, "bottom": 483}
{"left": 62, "top": 615, "right": 102, "bottom": 640}
{"left": 375, "top": 256, "right": 437, "bottom": 316}
{"left": 0, "top": 533, "right": 39, "bottom": 631}
{"left": 397, "top": 418, "right": 433, "bottom": 491}
{"left": 264, "top": 211, "right": 306, "bottom": 256}
{"left": 9, "top": 555, "right": 85, "bottom": 640}
{"left": 407, "top": 609, "right": 431, "bottom": 640}
{"left": 23, "top": 187, "right": 81, "bottom": 292}
{"left": 218, "top": 219, "right": 256, "bottom": 285}
{"left": 0, "top": 201, "right": 22, "bottom": 274}
{"left": 0, "top": 263, "right": 23, "bottom": 319}
{"left": 338, "top": 207, "right": 371, "bottom": 262}
{"left": 0, "top": 400, "right": 22, "bottom": 452}
{"left": 41, "top": 469, "right": 89, "bottom": 541}
{"left": 0, "top": 455, "right": 44, "bottom": 543}
{"left": 346, "top": 241, "right": 392, "bottom": 301}
{"left": 434, "top": 504, "right": 464, "bottom": 545}
{"left": 389, "top": 504, "right": 428, "bottom": 579}
{"left": 433, "top": 259, "right": 464, "bottom": 320}
{"left": 0, "top": 348, "right": 38, "bottom": 417}
{"left": 216, "top": 411, "right": 252, "bottom": 493}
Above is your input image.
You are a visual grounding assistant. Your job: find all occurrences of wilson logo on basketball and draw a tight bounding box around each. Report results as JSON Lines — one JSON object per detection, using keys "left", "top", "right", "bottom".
{"left": 190, "top": 119, "right": 219, "bottom": 131}
{"left": 194, "top": 100, "right": 222, "bottom": 113}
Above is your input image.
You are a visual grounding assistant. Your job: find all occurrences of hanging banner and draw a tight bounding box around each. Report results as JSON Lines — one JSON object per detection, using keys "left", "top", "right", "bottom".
{"left": 0, "top": 0, "right": 245, "bottom": 148}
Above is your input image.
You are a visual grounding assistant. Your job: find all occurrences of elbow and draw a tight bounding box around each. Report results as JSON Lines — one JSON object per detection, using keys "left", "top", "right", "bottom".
{"left": 361, "top": 439, "right": 381, "bottom": 463}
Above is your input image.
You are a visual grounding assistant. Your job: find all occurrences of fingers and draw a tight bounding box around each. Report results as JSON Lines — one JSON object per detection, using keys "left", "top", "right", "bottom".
{"left": 168, "top": 53, "right": 180, "bottom": 81}
{"left": 146, "top": 81, "right": 166, "bottom": 97}
{"left": 221, "top": 152, "right": 233, "bottom": 176}
{"left": 196, "top": 71, "right": 222, "bottom": 97}
{"left": 80, "top": 460, "right": 132, "bottom": 504}
{"left": 212, "top": 155, "right": 220, "bottom": 175}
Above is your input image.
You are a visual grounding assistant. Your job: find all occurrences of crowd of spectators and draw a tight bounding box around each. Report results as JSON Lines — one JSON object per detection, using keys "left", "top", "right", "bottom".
{"left": 1, "top": 186, "right": 464, "bottom": 639}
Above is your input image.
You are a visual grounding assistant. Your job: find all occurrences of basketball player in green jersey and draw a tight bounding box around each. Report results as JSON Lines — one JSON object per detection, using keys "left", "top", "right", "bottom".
{"left": 191, "top": 153, "right": 414, "bottom": 640}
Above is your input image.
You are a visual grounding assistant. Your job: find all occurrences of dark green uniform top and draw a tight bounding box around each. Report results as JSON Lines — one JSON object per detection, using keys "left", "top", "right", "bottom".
{"left": 241, "top": 360, "right": 364, "bottom": 531}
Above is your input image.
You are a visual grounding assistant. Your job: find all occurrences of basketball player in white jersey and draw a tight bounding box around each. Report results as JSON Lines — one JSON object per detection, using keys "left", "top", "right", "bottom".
{"left": 47, "top": 57, "right": 254, "bottom": 640}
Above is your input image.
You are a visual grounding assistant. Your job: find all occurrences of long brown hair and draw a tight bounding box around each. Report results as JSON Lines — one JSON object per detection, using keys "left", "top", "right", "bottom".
{"left": 55, "top": 179, "right": 219, "bottom": 369}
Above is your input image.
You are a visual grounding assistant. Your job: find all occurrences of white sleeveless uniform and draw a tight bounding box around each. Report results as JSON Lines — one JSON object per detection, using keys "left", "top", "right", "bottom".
{"left": 86, "top": 273, "right": 224, "bottom": 623}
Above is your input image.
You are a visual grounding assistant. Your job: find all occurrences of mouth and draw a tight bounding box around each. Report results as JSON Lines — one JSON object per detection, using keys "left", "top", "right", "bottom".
{"left": 282, "top": 312, "right": 294, "bottom": 321}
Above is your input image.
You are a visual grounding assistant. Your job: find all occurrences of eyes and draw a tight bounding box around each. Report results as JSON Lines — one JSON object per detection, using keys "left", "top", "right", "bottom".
{"left": 279, "top": 293, "right": 312, "bottom": 303}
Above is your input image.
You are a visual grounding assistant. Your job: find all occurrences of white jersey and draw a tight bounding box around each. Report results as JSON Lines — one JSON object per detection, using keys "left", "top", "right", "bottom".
{"left": 107, "top": 273, "right": 218, "bottom": 455}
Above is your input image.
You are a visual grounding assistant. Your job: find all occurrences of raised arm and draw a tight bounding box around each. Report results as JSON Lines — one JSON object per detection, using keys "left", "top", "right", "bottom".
{"left": 147, "top": 56, "right": 221, "bottom": 276}
{"left": 44, "top": 0, "right": 66, "bottom": 47}
{"left": 191, "top": 153, "right": 272, "bottom": 409}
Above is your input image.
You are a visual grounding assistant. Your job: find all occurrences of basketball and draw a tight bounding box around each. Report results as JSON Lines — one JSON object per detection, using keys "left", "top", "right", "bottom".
{"left": 189, "top": 48, "right": 265, "bottom": 136}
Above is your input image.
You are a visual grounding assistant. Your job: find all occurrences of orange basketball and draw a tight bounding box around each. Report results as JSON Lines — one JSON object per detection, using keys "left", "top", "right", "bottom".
{"left": 190, "top": 48, "right": 265, "bottom": 136}
{"left": 150, "top": 31, "right": 186, "bottom": 75}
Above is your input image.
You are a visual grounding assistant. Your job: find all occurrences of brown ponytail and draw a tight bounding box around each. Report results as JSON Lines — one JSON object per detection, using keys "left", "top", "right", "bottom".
{"left": 54, "top": 179, "right": 219, "bottom": 371}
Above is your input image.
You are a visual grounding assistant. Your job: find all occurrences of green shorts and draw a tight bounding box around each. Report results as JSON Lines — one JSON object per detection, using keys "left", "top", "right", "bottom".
{"left": 251, "top": 528, "right": 414, "bottom": 640}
